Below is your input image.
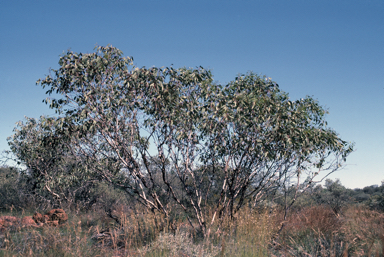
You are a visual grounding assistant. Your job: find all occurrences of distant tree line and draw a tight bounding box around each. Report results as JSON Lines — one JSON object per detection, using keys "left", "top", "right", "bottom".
{"left": 1, "top": 164, "right": 383, "bottom": 215}
{"left": 265, "top": 178, "right": 384, "bottom": 214}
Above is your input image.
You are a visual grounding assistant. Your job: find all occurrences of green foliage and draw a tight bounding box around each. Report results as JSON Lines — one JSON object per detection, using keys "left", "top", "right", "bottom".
{"left": 351, "top": 189, "right": 371, "bottom": 203}
{"left": 8, "top": 45, "right": 353, "bottom": 236}
{"left": 312, "top": 179, "right": 351, "bottom": 215}
{"left": 6, "top": 116, "right": 119, "bottom": 209}
{"left": 368, "top": 194, "right": 384, "bottom": 212}
{"left": 0, "top": 166, "right": 26, "bottom": 210}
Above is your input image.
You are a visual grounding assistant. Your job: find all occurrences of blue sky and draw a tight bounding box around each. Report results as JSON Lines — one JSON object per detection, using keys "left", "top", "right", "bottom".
{"left": 1, "top": 0, "right": 383, "bottom": 189}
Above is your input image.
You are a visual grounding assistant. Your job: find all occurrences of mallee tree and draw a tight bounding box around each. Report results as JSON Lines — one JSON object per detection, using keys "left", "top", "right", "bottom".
{"left": 10, "top": 45, "right": 353, "bottom": 236}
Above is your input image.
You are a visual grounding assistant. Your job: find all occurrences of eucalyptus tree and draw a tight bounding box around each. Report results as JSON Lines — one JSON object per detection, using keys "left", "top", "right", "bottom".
{"left": 31, "top": 45, "right": 352, "bottom": 236}
{"left": 7, "top": 116, "right": 109, "bottom": 207}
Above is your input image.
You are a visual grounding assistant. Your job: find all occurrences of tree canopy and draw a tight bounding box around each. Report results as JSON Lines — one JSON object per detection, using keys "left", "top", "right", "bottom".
{"left": 9, "top": 45, "right": 353, "bottom": 236}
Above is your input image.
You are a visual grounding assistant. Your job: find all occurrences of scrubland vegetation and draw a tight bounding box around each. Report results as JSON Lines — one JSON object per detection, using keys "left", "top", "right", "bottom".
{"left": 1, "top": 166, "right": 383, "bottom": 256}
{"left": 2, "top": 45, "right": 377, "bottom": 256}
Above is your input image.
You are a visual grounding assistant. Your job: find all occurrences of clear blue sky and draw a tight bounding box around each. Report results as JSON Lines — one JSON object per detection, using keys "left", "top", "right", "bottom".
{"left": 1, "top": 0, "right": 383, "bottom": 189}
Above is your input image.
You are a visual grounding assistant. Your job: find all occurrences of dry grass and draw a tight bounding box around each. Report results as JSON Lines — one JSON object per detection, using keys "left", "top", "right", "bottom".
{"left": 1, "top": 205, "right": 383, "bottom": 256}
{"left": 340, "top": 206, "right": 384, "bottom": 256}
{"left": 0, "top": 219, "right": 109, "bottom": 257}
{"left": 271, "top": 205, "right": 384, "bottom": 256}
{"left": 216, "top": 207, "right": 278, "bottom": 257}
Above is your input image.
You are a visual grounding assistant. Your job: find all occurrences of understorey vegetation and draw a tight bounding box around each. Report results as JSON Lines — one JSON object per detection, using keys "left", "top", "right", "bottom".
{"left": 1, "top": 165, "right": 384, "bottom": 256}
{"left": 2, "top": 45, "right": 380, "bottom": 256}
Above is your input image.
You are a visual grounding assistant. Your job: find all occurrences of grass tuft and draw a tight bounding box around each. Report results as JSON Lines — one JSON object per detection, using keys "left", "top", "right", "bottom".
{"left": 1, "top": 204, "right": 383, "bottom": 256}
